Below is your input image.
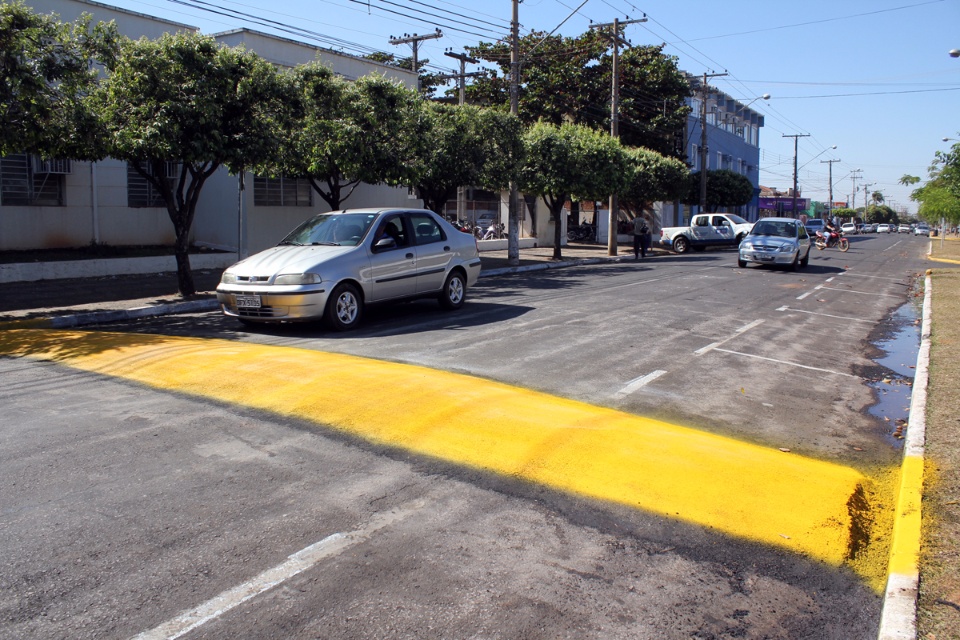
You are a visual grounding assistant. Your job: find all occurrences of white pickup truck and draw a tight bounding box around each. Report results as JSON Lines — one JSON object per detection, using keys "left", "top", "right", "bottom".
{"left": 659, "top": 213, "right": 754, "bottom": 254}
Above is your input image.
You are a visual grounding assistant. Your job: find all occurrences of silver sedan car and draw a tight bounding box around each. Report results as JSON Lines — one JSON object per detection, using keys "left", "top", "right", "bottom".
{"left": 217, "top": 208, "right": 482, "bottom": 330}
{"left": 738, "top": 217, "right": 812, "bottom": 271}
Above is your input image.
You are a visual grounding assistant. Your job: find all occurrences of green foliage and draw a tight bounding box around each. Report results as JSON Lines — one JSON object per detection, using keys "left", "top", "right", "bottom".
{"left": 268, "top": 67, "right": 421, "bottom": 210}
{"left": 620, "top": 147, "right": 689, "bottom": 216}
{"left": 465, "top": 31, "right": 690, "bottom": 158}
{"left": 93, "top": 31, "right": 292, "bottom": 295}
{"left": 0, "top": 1, "right": 118, "bottom": 157}
{"left": 362, "top": 51, "right": 443, "bottom": 97}
{"left": 909, "top": 138, "right": 960, "bottom": 226}
{"left": 409, "top": 103, "right": 522, "bottom": 214}
{"left": 863, "top": 205, "right": 898, "bottom": 225}
{"left": 519, "top": 122, "right": 630, "bottom": 258}
{"left": 683, "top": 169, "right": 755, "bottom": 211}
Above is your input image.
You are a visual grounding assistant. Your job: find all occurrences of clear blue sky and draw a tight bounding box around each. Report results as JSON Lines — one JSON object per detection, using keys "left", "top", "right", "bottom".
{"left": 90, "top": 0, "right": 960, "bottom": 214}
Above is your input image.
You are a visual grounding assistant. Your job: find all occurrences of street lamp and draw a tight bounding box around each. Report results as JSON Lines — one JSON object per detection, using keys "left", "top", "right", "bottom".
{"left": 950, "top": 49, "right": 959, "bottom": 58}
{"left": 944, "top": 137, "right": 959, "bottom": 142}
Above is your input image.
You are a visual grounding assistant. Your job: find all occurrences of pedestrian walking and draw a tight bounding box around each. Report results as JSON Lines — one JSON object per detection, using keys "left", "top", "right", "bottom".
{"left": 632, "top": 215, "right": 651, "bottom": 259}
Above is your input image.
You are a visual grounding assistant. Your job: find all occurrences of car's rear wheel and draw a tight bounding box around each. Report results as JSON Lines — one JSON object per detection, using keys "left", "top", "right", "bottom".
{"left": 439, "top": 270, "right": 467, "bottom": 310}
{"left": 673, "top": 236, "right": 689, "bottom": 254}
{"left": 325, "top": 282, "right": 363, "bottom": 331}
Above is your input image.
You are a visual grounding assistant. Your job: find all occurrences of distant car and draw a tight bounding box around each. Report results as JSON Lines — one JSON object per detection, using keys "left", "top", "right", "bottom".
{"left": 915, "top": 225, "right": 930, "bottom": 236}
{"left": 216, "top": 208, "right": 482, "bottom": 330}
{"left": 738, "top": 217, "right": 811, "bottom": 271}
{"left": 841, "top": 223, "right": 858, "bottom": 235}
{"left": 877, "top": 223, "right": 892, "bottom": 233}
{"left": 898, "top": 224, "right": 911, "bottom": 233}
{"left": 804, "top": 218, "right": 825, "bottom": 238}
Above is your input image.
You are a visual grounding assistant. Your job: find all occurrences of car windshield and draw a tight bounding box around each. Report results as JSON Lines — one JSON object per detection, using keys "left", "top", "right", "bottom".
{"left": 279, "top": 213, "right": 378, "bottom": 247}
{"left": 751, "top": 221, "right": 795, "bottom": 238}
{"left": 726, "top": 214, "right": 748, "bottom": 225}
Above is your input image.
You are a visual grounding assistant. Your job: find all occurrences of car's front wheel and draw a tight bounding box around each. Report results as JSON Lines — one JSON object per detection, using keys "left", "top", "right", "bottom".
{"left": 438, "top": 270, "right": 467, "bottom": 310}
{"left": 325, "top": 282, "right": 363, "bottom": 331}
{"left": 738, "top": 257, "right": 747, "bottom": 268}
{"left": 799, "top": 248, "right": 810, "bottom": 267}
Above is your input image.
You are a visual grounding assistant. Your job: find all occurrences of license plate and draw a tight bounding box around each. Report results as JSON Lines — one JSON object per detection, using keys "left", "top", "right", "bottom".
{"left": 235, "top": 295, "right": 261, "bottom": 309}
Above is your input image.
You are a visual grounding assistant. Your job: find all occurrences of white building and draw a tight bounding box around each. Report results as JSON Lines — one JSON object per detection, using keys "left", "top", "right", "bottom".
{"left": 1, "top": 0, "right": 418, "bottom": 255}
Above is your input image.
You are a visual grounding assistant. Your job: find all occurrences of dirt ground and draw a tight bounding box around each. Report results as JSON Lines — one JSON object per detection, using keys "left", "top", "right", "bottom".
{"left": 918, "top": 238, "right": 960, "bottom": 639}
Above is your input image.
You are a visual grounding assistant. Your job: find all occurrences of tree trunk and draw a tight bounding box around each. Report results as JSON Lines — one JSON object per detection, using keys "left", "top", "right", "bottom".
{"left": 174, "top": 228, "right": 195, "bottom": 297}
{"left": 550, "top": 198, "right": 565, "bottom": 260}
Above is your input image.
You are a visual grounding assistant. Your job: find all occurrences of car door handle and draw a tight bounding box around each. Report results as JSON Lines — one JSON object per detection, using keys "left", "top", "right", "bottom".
{"left": 406, "top": 253, "right": 414, "bottom": 259}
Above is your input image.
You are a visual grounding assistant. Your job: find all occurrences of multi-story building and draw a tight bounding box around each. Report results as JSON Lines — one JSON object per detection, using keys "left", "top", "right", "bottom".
{"left": 1, "top": 0, "right": 417, "bottom": 256}
{"left": 657, "top": 77, "right": 764, "bottom": 228}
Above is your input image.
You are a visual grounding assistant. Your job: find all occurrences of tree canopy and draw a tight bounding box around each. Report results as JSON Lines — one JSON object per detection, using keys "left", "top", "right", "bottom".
{"left": 683, "top": 170, "right": 755, "bottom": 212}
{"left": 1, "top": 1, "right": 118, "bottom": 157}
{"left": 619, "top": 147, "right": 689, "bottom": 219}
{"left": 519, "top": 121, "right": 630, "bottom": 259}
{"left": 93, "top": 31, "right": 292, "bottom": 295}
{"left": 903, "top": 139, "right": 960, "bottom": 227}
{"left": 465, "top": 31, "right": 690, "bottom": 158}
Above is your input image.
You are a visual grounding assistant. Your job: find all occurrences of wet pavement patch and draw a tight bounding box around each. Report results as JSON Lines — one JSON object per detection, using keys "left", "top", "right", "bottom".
{"left": 867, "top": 303, "right": 921, "bottom": 444}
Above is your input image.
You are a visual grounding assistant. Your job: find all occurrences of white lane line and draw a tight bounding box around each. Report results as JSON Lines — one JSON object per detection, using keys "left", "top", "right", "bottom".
{"left": 775, "top": 306, "right": 875, "bottom": 323}
{"left": 614, "top": 370, "right": 667, "bottom": 398}
{"left": 694, "top": 319, "right": 764, "bottom": 356}
{"left": 796, "top": 290, "right": 814, "bottom": 300}
{"left": 836, "top": 271, "right": 906, "bottom": 282}
{"left": 825, "top": 277, "right": 835, "bottom": 282}
{"left": 132, "top": 503, "right": 422, "bottom": 640}
{"left": 712, "top": 348, "right": 861, "bottom": 378}
{"left": 882, "top": 240, "right": 903, "bottom": 252}
{"left": 817, "top": 285, "right": 902, "bottom": 298}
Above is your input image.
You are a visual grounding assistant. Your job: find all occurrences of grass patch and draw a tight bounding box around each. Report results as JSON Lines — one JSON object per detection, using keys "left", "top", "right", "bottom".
{"left": 928, "top": 236, "right": 960, "bottom": 263}
{"left": 918, "top": 267, "right": 960, "bottom": 638}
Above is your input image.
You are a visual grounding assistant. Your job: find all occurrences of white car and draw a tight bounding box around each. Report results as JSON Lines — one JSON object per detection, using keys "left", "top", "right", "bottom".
{"left": 217, "top": 208, "right": 482, "bottom": 330}
{"left": 840, "top": 223, "right": 858, "bottom": 235}
{"left": 915, "top": 225, "right": 930, "bottom": 236}
{"left": 876, "top": 224, "right": 892, "bottom": 233}
{"left": 898, "top": 224, "right": 911, "bottom": 233}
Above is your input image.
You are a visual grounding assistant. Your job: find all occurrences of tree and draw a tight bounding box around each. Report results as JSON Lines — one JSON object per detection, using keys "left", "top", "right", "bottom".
{"left": 93, "top": 32, "right": 292, "bottom": 296}
{"left": 466, "top": 31, "right": 690, "bottom": 158}
{"left": 619, "top": 147, "right": 689, "bottom": 222}
{"left": 409, "top": 103, "right": 522, "bottom": 215}
{"left": 683, "top": 170, "right": 754, "bottom": 212}
{"left": 518, "top": 122, "right": 631, "bottom": 260}
{"left": 871, "top": 191, "right": 884, "bottom": 205}
{"left": 905, "top": 139, "right": 960, "bottom": 227}
{"left": 0, "top": 1, "right": 118, "bottom": 157}
{"left": 362, "top": 51, "right": 444, "bottom": 97}
{"left": 267, "top": 66, "right": 421, "bottom": 211}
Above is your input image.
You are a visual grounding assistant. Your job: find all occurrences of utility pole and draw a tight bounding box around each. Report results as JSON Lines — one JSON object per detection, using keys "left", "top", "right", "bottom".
{"left": 783, "top": 133, "right": 810, "bottom": 218}
{"left": 820, "top": 158, "right": 841, "bottom": 220}
{"left": 440, "top": 50, "right": 481, "bottom": 222}
{"left": 507, "top": 0, "right": 520, "bottom": 265}
{"left": 590, "top": 15, "right": 647, "bottom": 256}
{"left": 389, "top": 29, "right": 442, "bottom": 93}
{"left": 698, "top": 72, "right": 727, "bottom": 214}
{"left": 850, "top": 169, "right": 862, "bottom": 213}
{"left": 862, "top": 183, "right": 875, "bottom": 223}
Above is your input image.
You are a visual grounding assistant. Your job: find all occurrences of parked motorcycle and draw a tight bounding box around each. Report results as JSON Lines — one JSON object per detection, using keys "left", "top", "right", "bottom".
{"left": 815, "top": 229, "right": 849, "bottom": 252}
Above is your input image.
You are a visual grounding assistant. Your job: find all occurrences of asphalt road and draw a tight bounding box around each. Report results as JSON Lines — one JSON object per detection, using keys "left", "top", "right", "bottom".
{"left": 0, "top": 231, "right": 929, "bottom": 639}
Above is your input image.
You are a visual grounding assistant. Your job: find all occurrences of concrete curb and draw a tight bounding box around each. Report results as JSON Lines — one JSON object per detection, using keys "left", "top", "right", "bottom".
{"left": 479, "top": 254, "right": 629, "bottom": 278}
{"left": 877, "top": 273, "right": 932, "bottom": 640}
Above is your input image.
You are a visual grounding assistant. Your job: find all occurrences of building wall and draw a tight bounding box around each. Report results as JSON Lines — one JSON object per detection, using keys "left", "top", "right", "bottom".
{"left": 1, "top": 0, "right": 418, "bottom": 253}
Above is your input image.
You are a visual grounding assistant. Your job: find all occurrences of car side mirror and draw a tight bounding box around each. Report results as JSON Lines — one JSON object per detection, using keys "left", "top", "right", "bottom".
{"left": 374, "top": 237, "right": 397, "bottom": 251}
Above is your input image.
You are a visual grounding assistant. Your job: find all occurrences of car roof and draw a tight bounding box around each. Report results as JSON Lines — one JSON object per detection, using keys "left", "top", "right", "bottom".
{"left": 757, "top": 217, "right": 798, "bottom": 223}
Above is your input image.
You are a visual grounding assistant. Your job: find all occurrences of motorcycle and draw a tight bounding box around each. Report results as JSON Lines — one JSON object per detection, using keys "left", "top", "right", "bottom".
{"left": 815, "top": 229, "right": 849, "bottom": 252}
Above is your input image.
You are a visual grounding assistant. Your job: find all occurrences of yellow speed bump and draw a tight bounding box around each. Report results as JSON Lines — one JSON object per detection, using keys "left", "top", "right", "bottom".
{"left": 0, "top": 329, "right": 882, "bottom": 577}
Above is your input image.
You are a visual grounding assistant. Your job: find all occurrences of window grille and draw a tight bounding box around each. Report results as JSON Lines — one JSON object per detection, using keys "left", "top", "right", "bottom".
{"left": 253, "top": 175, "right": 312, "bottom": 207}
{"left": 0, "top": 153, "right": 65, "bottom": 206}
{"left": 127, "top": 161, "right": 173, "bottom": 208}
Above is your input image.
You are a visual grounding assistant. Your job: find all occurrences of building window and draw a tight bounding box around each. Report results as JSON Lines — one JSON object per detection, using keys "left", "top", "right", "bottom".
{"left": 253, "top": 175, "right": 312, "bottom": 207}
{"left": 127, "top": 161, "right": 176, "bottom": 208}
{"left": 0, "top": 154, "right": 66, "bottom": 206}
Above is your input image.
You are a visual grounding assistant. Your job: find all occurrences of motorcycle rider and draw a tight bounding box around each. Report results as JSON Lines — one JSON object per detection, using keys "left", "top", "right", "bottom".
{"left": 819, "top": 219, "right": 839, "bottom": 249}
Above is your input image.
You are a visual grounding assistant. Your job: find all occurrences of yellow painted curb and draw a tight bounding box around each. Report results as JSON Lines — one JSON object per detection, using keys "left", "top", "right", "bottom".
{"left": 0, "top": 329, "right": 885, "bottom": 580}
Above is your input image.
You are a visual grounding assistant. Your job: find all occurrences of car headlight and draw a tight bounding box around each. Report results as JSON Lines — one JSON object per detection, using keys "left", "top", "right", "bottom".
{"left": 274, "top": 273, "right": 322, "bottom": 285}
{"left": 779, "top": 244, "right": 796, "bottom": 252}
{"left": 221, "top": 273, "right": 238, "bottom": 284}
{"left": 740, "top": 242, "right": 754, "bottom": 250}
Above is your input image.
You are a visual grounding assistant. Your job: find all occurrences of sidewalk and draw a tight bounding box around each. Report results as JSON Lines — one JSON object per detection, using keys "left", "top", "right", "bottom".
{"left": 0, "top": 242, "right": 660, "bottom": 325}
